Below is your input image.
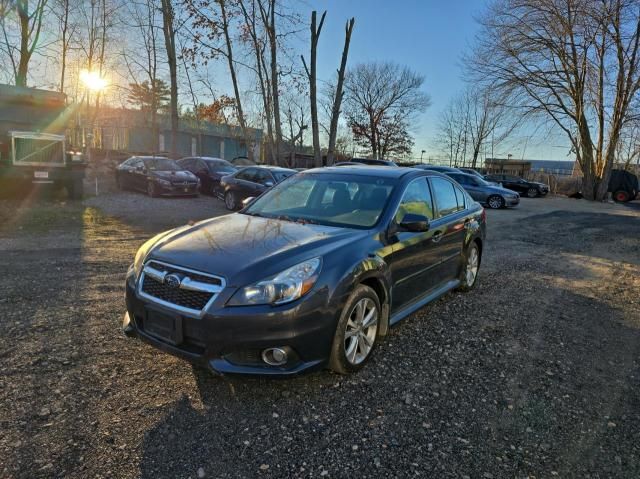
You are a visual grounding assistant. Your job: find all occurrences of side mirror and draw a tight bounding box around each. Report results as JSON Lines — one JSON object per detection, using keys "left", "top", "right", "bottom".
{"left": 264, "top": 181, "right": 274, "bottom": 188}
{"left": 399, "top": 213, "right": 430, "bottom": 232}
{"left": 242, "top": 196, "right": 256, "bottom": 208}
{"left": 136, "top": 165, "right": 144, "bottom": 172}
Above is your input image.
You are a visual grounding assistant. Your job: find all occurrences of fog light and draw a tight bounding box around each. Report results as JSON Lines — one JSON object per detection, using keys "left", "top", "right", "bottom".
{"left": 262, "top": 347, "right": 288, "bottom": 366}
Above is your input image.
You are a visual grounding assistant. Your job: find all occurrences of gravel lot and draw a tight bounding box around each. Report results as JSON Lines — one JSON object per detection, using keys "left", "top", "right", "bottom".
{"left": 1, "top": 191, "right": 639, "bottom": 478}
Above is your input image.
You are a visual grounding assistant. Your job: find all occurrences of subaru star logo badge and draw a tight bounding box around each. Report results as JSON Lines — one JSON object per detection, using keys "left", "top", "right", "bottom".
{"left": 164, "top": 273, "right": 181, "bottom": 289}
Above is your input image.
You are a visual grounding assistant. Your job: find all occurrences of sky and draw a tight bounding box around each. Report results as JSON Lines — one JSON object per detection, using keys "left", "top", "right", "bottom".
{"left": 301, "top": 0, "right": 571, "bottom": 162}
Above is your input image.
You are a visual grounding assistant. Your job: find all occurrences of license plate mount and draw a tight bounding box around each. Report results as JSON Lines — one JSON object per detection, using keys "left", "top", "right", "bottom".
{"left": 34, "top": 171, "right": 49, "bottom": 179}
{"left": 144, "top": 308, "right": 183, "bottom": 345}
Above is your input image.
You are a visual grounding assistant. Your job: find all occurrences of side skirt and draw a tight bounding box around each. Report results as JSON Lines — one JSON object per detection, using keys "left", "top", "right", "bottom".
{"left": 389, "top": 279, "right": 460, "bottom": 326}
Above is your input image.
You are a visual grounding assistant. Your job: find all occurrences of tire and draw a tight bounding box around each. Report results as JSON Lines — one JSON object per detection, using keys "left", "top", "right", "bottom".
{"left": 147, "top": 182, "right": 158, "bottom": 198}
{"left": 457, "top": 241, "right": 481, "bottom": 292}
{"left": 487, "top": 195, "right": 505, "bottom": 209}
{"left": 328, "top": 284, "right": 381, "bottom": 375}
{"left": 613, "top": 190, "right": 630, "bottom": 203}
{"left": 526, "top": 187, "right": 538, "bottom": 198}
{"left": 224, "top": 190, "right": 237, "bottom": 210}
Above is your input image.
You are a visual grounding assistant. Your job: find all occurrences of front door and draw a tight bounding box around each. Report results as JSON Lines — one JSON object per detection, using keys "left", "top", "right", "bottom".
{"left": 388, "top": 177, "right": 441, "bottom": 310}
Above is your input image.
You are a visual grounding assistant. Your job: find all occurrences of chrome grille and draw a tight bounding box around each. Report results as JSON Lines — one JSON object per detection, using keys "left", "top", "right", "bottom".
{"left": 138, "top": 260, "right": 225, "bottom": 317}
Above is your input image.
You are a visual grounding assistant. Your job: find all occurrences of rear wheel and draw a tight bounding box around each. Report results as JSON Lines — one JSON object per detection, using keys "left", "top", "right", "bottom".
{"left": 613, "top": 190, "right": 630, "bottom": 203}
{"left": 457, "top": 242, "right": 480, "bottom": 292}
{"left": 487, "top": 195, "right": 504, "bottom": 209}
{"left": 526, "top": 187, "right": 538, "bottom": 198}
{"left": 329, "top": 284, "right": 381, "bottom": 374}
{"left": 224, "top": 190, "right": 237, "bottom": 210}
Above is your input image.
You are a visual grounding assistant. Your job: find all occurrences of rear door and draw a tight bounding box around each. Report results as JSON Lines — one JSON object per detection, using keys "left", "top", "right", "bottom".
{"left": 428, "top": 176, "right": 469, "bottom": 281}
{"left": 233, "top": 168, "right": 259, "bottom": 199}
{"left": 131, "top": 158, "right": 147, "bottom": 191}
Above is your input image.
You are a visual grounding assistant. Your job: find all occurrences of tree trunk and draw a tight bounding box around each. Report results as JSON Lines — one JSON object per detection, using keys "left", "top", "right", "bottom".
{"left": 260, "top": 0, "right": 282, "bottom": 165}
{"left": 16, "top": 0, "right": 31, "bottom": 87}
{"left": 305, "top": 11, "right": 326, "bottom": 168}
{"left": 327, "top": 17, "right": 354, "bottom": 165}
{"left": 219, "top": 0, "right": 252, "bottom": 159}
{"left": 161, "top": 0, "right": 179, "bottom": 158}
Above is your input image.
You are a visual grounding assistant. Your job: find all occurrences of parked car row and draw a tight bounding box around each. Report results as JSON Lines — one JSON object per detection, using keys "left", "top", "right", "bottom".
{"left": 114, "top": 155, "right": 561, "bottom": 210}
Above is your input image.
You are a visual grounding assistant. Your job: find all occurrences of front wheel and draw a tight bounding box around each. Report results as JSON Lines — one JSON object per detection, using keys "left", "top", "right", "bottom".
{"left": 224, "top": 190, "right": 237, "bottom": 210}
{"left": 526, "top": 187, "right": 538, "bottom": 198}
{"left": 329, "top": 285, "right": 381, "bottom": 374}
{"left": 487, "top": 195, "right": 505, "bottom": 209}
{"left": 457, "top": 242, "right": 480, "bottom": 292}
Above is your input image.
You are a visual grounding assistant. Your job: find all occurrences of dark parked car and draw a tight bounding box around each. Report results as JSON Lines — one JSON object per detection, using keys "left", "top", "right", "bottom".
{"left": 484, "top": 174, "right": 549, "bottom": 197}
{"left": 350, "top": 158, "right": 398, "bottom": 167}
{"left": 447, "top": 172, "right": 520, "bottom": 209}
{"left": 116, "top": 156, "right": 199, "bottom": 197}
{"left": 123, "top": 166, "right": 486, "bottom": 376}
{"left": 413, "top": 164, "right": 461, "bottom": 174}
{"left": 459, "top": 168, "right": 500, "bottom": 186}
{"left": 609, "top": 169, "right": 639, "bottom": 202}
{"left": 220, "top": 165, "right": 296, "bottom": 210}
{"left": 177, "top": 157, "right": 236, "bottom": 196}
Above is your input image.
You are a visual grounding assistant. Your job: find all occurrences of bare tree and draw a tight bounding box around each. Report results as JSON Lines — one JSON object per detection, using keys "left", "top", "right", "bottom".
{"left": 468, "top": 0, "right": 640, "bottom": 200}
{"left": 344, "top": 61, "right": 430, "bottom": 159}
{"left": 301, "top": 10, "right": 326, "bottom": 167}
{"left": 436, "top": 95, "right": 470, "bottom": 167}
{"left": 326, "top": 17, "right": 354, "bottom": 165}
{"left": 54, "top": 0, "right": 75, "bottom": 92}
{"left": 258, "top": 0, "right": 283, "bottom": 164}
{"left": 0, "top": 0, "right": 49, "bottom": 86}
{"left": 160, "top": 0, "right": 178, "bottom": 157}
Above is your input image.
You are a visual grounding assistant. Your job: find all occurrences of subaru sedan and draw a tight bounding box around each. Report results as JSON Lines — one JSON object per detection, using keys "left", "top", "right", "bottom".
{"left": 123, "top": 166, "right": 486, "bottom": 376}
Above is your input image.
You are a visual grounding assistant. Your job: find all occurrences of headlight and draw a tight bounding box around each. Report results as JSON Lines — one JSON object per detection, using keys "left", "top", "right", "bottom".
{"left": 228, "top": 257, "right": 321, "bottom": 306}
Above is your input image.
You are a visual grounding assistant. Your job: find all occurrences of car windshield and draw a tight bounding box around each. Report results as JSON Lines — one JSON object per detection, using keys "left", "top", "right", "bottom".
{"left": 144, "top": 158, "right": 180, "bottom": 171}
{"left": 243, "top": 173, "right": 397, "bottom": 229}
{"left": 208, "top": 161, "right": 236, "bottom": 173}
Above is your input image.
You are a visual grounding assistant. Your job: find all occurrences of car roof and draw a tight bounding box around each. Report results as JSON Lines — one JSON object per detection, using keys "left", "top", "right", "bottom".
{"left": 135, "top": 156, "right": 175, "bottom": 161}
{"left": 302, "top": 165, "right": 444, "bottom": 180}
{"left": 242, "top": 165, "right": 297, "bottom": 173}
{"left": 196, "top": 157, "right": 230, "bottom": 162}
{"left": 413, "top": 164, "right": 460, "bottom": 172}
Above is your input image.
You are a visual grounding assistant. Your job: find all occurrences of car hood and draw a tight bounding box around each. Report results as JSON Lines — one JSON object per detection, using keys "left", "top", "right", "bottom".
{"left": 145, "top": 214, "right": 367, "bottom": 286}
{"left": 151, "top": 170, "right": 196, "bottom": 181}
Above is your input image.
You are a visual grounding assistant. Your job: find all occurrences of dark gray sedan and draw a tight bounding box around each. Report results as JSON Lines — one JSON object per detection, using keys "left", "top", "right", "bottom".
{"left": 447, "top": 172, "right": 520, "bottom": 209}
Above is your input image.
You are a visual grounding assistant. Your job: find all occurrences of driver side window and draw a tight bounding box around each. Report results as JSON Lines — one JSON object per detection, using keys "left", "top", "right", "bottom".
{"left": 395, "top": 178, "right": 434, "bottom": 224}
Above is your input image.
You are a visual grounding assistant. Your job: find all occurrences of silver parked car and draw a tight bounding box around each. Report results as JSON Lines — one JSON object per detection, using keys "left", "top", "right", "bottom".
{"left": 446, "top": 172, "right": 520, "bottom": 209}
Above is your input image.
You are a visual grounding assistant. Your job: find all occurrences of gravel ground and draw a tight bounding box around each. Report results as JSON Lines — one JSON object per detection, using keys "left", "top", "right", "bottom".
{"left": 0, "top": 193, "right": 639, "bottom": 478}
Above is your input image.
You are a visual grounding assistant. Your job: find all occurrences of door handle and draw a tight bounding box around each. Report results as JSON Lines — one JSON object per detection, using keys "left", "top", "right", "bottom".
{"left": 432, "top": 231, "right": 443, "bottom": 243}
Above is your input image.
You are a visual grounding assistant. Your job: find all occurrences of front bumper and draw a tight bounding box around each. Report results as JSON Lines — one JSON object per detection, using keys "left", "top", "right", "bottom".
{"left": 505, "top": 196, "right": 520, "bottom": 206}
{"left": 155, "top": 182, "right": 199, "bottom": 196}
{"left": 123, "top": 277, "right": 338, "bottom": 376}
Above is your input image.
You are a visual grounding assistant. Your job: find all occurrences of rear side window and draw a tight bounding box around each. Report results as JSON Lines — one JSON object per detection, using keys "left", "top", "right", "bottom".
{"left": 431, "top": 177, "right": 460, "bottom": 218}
{"left": 453, "top": 185, "right": 466, "bottom": 210}
{"left": 395, "top": 178, "right": 434, "bottom": 223}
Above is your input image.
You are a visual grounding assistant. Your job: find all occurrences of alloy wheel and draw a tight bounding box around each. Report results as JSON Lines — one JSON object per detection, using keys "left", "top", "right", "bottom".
{"left": 225, "top": 191, "right": 236, "bottom": 210}
{"left": 488, "top": 195, "right": 503, "bottom": 209}
{"left": 344, "top": 298, "right": 378, "bottom": 365}
{"left": 465, "top": 245, "right": 479, "bottom": 287}
{"left": 526, "top": 187, "right": 538, "bottom": 198}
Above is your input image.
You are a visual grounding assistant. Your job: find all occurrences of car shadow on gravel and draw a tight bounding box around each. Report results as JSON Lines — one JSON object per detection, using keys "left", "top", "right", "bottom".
{"left": 135, "top": 267, "right": 640, "bottom": 478}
